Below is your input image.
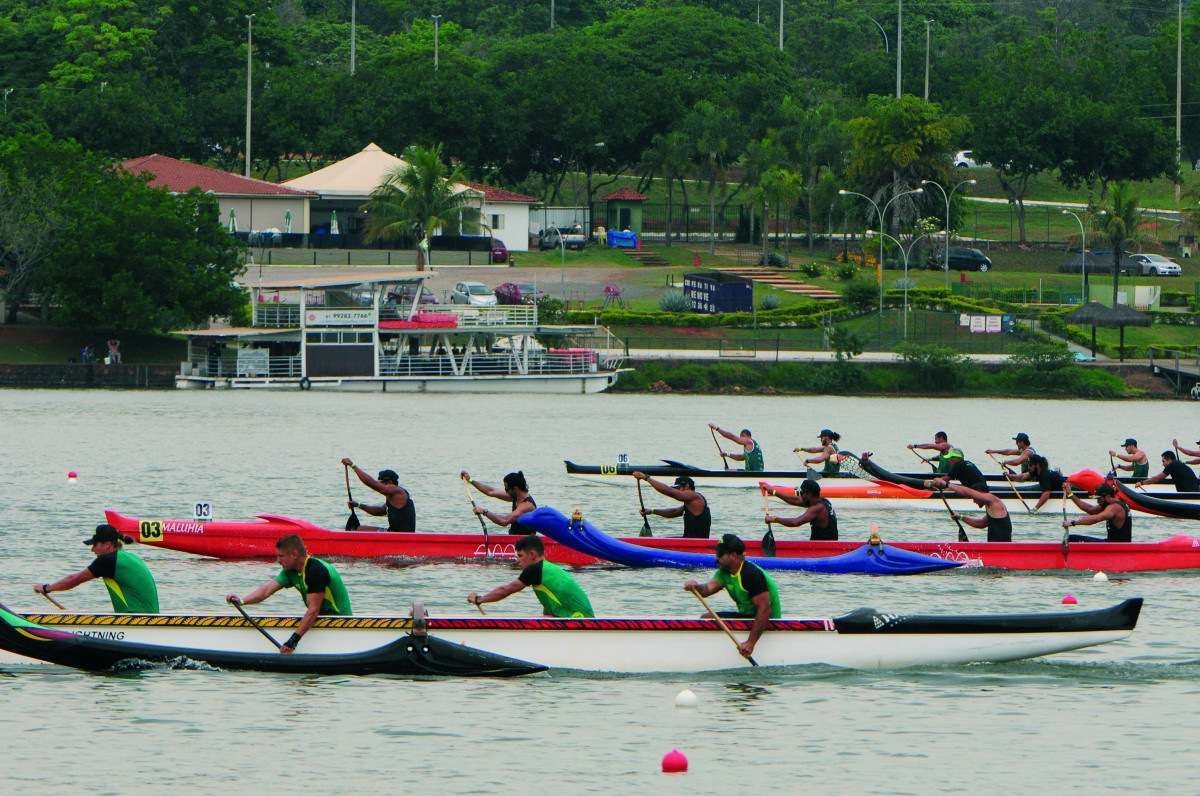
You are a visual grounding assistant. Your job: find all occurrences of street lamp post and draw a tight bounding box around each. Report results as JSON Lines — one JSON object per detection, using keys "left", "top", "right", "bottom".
{"left": 895, "top": 0, "right": 902, "bottom": 98}
{"left": 550, "top": 0, "right": 555, "bottom": 30}
{"left": 1062, "top": 210, "right": 1089, "bottom": 303}
{"left": 431, "top": 15, "right": 442, "bottom": 71}
{"left": 923, "top": 19, "right": 931, "bottom": 100}
{"left": 921, "top": 178, "right": 976, "bottom": 285}
{"left": 244, "top": 14, "right": 254, "bottom": 178}
{"left": 778, "top": 0, "right": 784, "bottom": 51}
{"left": 867, "top": 230, "right": 927, "bottom": 339}
{"left": 838, "top": 187, "right": 924, "bottom": 313}
{"left": 866, "top": 16, "right": 890, "bottom": 51}
{"left": 350, "top": 0, "right": 356, "bottom": 75}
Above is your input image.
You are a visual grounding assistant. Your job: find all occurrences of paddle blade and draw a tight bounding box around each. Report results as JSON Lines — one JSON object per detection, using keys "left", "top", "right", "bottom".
{"left": 761, "top": 529, "right": 777, "bottom": 557}
{"left": 345, "top": 509, "right": 361, "bottom": 531}
{"left": 805, "top": 468, "right": 822, "bottom": 481}
{"left": 639, "top": 521, "right": 653, "bottom": 538}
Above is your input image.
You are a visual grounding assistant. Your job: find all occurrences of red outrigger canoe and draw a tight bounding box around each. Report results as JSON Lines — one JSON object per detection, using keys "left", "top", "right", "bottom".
{"left": 104, "top": 510, "right": 1200, "bottom": 572}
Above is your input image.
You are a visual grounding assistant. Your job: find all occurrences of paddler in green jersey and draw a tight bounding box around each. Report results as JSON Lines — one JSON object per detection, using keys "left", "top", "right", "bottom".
{"left": 710, "top": 423, "right": 765, "bottom": 471}
{"left": 1111, "top": 438, "right": 1151, "bottom": 478}
{"left": 467, "top": 535, "right": 594, "bottom": 618}
{"left": 907, "top": 430, "right": 954, "bottom": 473}
{"left": 796, "top": 428, "right": 842, "bottom": 475}
{"left": 683, "top": 533, "right": 780, "bottom": 660}
{"left": 35, "top": 524, "right": 159, "bottom": 613}
{"left": 226, "top": 534, "right": 351, "bottom": 654}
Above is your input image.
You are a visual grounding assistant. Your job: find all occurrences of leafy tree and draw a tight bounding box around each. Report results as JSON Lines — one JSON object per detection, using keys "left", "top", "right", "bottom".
{"left": 638, "top": 130, "right": 691, "bottom": 246}
{"left": 362, "top": 143, "right": 481, "bottom": 269}
{"left": 1100, "top": 183, "right": 1145, "bottom": 306}
{"left": 684, "top": 99, "right": 744, "bottom": 254}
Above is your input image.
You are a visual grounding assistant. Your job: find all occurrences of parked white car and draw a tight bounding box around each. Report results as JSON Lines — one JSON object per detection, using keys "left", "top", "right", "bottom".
{"left": 450, "top": 281, "right": 498, "bottom": 305}
{"left": 953, "top": 150, "right": 979, "bottom": 168}
{"left": 1126, "top": 253, "right": 1182, "bottom": 277}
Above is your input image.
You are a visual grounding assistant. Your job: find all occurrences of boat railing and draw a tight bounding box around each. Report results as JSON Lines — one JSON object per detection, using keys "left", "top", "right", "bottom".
{"left": 182, "top": 354, "right": 301, "bottom": 378}
{"left": 253, "top": 304, "right": 301, "bottom": 327}
{"left": 379, "top": 350, "right": 604, "bottom": 376}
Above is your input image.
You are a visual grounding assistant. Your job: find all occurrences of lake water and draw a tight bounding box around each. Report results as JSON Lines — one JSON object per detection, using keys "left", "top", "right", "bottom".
{"left": 3, "top": 390, "right": 1198, "bottom": 794}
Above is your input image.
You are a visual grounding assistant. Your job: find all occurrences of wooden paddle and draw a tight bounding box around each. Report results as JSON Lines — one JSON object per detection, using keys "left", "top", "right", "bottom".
{"left": 635, "top": 478, "right": 652, "bottom": 537}
{"left": 344, "top": 464, "right": 361, "bottom": 531}
{"left": 909, "top": 447, "right": 937, "bottom": 471}
{"left": 929, "top": 482, "right": 970, "bottom": 543}
{"left": 689, "top": 586, "right": 758, "bottom": 667}
{"left": 40, "top": 589, "right": 65, "bottom": 611}
{"left": 462, "top": 475, "right": 491, "bottom": 552}
{"left": 229, "top": 598, "right": 283, "bottom": 651}
{"left": 710, "top": 426, "right": 730, "bottom": 470}
{"left": 791, "top": 449, "right": 823, "bottom": 481}
{"left": 760, "top": 488, "right": 776, "bottom": 557}
{"left": 987, "top": 452, "right": 1033, "bottom": 513}
{"left": 1061, "top": 483, "right": 1071, "bottom": 563}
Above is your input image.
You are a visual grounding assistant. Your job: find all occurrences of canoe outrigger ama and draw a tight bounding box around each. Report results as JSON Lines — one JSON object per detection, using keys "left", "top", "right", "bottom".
{"left": 174, "top": 270, "right": 625, "bottom": 393}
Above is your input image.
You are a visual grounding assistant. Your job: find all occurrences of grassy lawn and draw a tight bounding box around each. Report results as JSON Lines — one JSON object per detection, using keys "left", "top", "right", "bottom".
{"left": 0, "top": 325, "right": 186, "bottom": 364}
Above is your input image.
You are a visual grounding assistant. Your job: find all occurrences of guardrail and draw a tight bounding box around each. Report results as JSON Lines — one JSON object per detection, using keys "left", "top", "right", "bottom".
{"left": 379, "top": 351, "right": 601, "bottom": 377}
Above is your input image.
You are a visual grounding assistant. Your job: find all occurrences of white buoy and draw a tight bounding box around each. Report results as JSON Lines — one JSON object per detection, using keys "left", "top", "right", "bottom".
{"left": 674, "top": 689, "right": 698, "bottom": 708}
{"left": 1093, "top": 571, "right": 1109, "bottom": 582}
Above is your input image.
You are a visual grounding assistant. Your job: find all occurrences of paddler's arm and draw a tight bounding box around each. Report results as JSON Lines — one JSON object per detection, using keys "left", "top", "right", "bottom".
{"left": 648, "top": 505, "right": 684, "bottom": 519}
{"left": 1032, "top": 490, "right": 1053, "bottom": 511}
{"left": 636, "top": 473, "right": 689, "bottom": 501}
{"left": 709, "top": 424, "right": 741, "bottom": 444}
{"left": 280, "top": 591, "right": 324, "bottom": 655}
{"left": 1107, "top": 450, "right": 1133, "bottom": 467}
{"left": 468, "top": 578, "right": 525, "bottom": 608}
{"left": 740, "top": 591, "right": 772, "bottom": 657}
{"left": 460, "top": 471, "right": 508, "bottom": 500}
{"left": 767, "top": 488, "right": 804, "bottom": 508}
{"left": 1173, "top": 439, "right": 1200, "bottom": 457}
{"left": 227, "top": 580, "right": 283, "bottom": 607}
{"left": 1064, "top": 492, "right": 1099, "bottom": 515}
{"left": 764, "top": 507, "right": 814, "bottom": 528}
{"left": 476, "top": 498, "right": 535, "bottom": 527}
{"left": 1063, "top": 503, "right": 1115, "bottom": 529}
{"left": 34, "top": 568, "right": 95, "bottom": 595}
{"left": 726, "top": 451, "right": 746, "bottom": 462}
{"left": 350, "top": 500, "right": 386, "bottom": 517}
{"left": 1138, "top": 471, "right": 1168, "bottom": 487}
{"left": 949, "top": 511, "right": 988, "bottom": 530}
{"left": 985, "top": 446, "right": 1019, "bottom": 456}
{"left": 683, "top": 577, "right": 723, "bottom": 599}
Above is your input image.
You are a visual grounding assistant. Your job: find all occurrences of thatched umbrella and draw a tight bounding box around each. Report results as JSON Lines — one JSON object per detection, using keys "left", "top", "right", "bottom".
{"left": 1063, "top": 302, "right": 1152, "bottom": 362}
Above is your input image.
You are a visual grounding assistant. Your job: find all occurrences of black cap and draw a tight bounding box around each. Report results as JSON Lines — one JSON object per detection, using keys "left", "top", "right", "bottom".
{"left": 673, "top": 476, "right": 695, "bottom": 490}
{"left": 83, "top": 524, "right": 131, "bottom": 546}
{"left": 1122, "top": 438, "right": 1137, "bottom": 447}
{"left": 378, "top": 469, "right": 399, "bottom": 484}
{"left": 714, "top": 533, "right": 745, "bottom": 556}
{"left": 1013, "top": 432, "right": 1030, "bottom": 443}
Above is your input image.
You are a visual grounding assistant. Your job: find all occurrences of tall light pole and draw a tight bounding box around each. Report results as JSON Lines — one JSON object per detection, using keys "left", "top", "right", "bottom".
{"left": 895, "top": 0, "right": 902, "bottom": 98}
{"left": 838, "top": 187, "right": 924, "bottom": 313}
{"left": 431, "top": 15, "right": 442, "bottom": 71}
{"left": 921, "top": 178, "right": 976, "bottom": 285}
{"left": 923, "top": 19, "right": 931, "bottom": 100}
{"left": 350, "top": 0, "right": 356, "bottom": 75}
{"left": 778, "top": 0, "right": 784, "bottom": 51}
{"left": 244, "top": 13, "right": 254, "bottom": 178}
{"left": 550, "top": 0, "right": 555, "bottom": 30}
{"left": 1176, "top": 0, "right": 1183, "bottom": 203}
{"left": 867, "top": 230, "right": 927, "bottom": 340}
{"left": 866, "top": 16, "right": 890, "bottom": 51}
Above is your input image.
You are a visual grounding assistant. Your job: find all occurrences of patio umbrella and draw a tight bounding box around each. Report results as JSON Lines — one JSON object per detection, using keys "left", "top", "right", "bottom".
{"left": 282, "top": 210, "right": 293, "bottom": 234}
{"left": 1062, "top": 301, "right": 1151, "bottom": 362}
{"left": 227, "top": 208, "right": 237, "bottom": 233}
{"left": 329, "top": 210, "right": 340, "bottom": 236}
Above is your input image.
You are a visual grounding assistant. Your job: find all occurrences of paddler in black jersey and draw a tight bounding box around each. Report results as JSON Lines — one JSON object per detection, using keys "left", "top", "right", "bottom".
{"left": 461, "top": 470, "right": 538, "bottom": 533}
{"left": 1019, "top": 454, "right": 1067, "bottom": 512}
{"left": 1062, "top": 483, "right": 1132, "bottom": 542}
{"left": 936, "top": 449, "right": 989, "bottom": 492}
{"left": 342, "top": 458, "right": 415, "bottom": 532}
{"left": 763, "top": 479, "right": 838, "bottom": 540}
{"left": 632, "top": 472, "right": 711, "bottom": 538}
{"left": 931, "top": 478, "right": 1012, "bottom": 542}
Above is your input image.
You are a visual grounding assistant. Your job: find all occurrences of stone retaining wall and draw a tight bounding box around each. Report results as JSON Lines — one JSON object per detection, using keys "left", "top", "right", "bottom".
{"left": 0, "top": 363, "right": 177, "bottom": 389}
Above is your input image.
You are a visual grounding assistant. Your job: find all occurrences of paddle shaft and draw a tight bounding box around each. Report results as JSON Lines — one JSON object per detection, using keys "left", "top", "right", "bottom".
{"left": 936, "top": 489, "right": 970, "bottom": 543}
{"left": 231, "top": 600, "right": 284, "bottom": 651}
{"left": 689, "top": 587, "right": 758, "bottom": 667}
{"left": 344, "top": 465, "right": 361, "bottom": 529}
{"left": 462, "top": 477, "right": 491, "bottom": 546}
{"left": 710, "top": 427, "right": 730, "bottom": 470}
{"left": 987, "top": 452, "right": 1033, "bottom": 513}
{"left": 909, "top": 447, "right": 937, "bottom": 471}
{"left": 1061, "top": 491, "right": 1070, "bottom": 562}
{"left": 40, "top": 590, "right": 65, "bottom": 611}
{"left": 636, "top": 478, "right": 652, "bottom": 535}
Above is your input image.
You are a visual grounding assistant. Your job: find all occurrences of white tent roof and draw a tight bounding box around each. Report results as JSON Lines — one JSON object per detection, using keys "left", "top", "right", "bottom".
{"left": 282, "top": 142, "right": 484, "bottom": 201}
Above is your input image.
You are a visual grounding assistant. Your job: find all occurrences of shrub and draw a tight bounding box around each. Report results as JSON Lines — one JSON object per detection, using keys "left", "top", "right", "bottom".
{"left": 1008, "top": 342, "right": 1075, "bottom": 371}
{"left": 842, "top": 279, "right": 877, "bottom": 310}
{"left": 799, "top": 262, "right": 823, "bottom": 278}
{"left": 536, "top": 297, "right": 565, "bottom": 323}
{"left": 760, "top": 251, "right": 787, "bottom": 267}
{"left": 759, "top": 293, "right": 782, "bottom": 310}
{"left": 895, "top": 342, "right": 973, "bottom": 391}
{"left": 830, "top": 327, "right": 864, "bottom": 362}
{"left": 835, "top": 263, "right": 858, "bottom": 281}
{"left": 658, "top": 289, "right": 692, "bottom": 312}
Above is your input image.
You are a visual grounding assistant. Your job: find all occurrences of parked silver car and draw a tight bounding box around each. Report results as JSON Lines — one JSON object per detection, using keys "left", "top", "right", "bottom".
{"left": 1126, "top": 253, "right": 1182, "bottom": 277}
{"left": 450, "top": 281, "right": 498, "bottom": 306}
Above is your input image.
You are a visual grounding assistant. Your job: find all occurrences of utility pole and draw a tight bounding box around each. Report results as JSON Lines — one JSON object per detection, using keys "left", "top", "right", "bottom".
{"left": 350, "top": 0, "right": 356, "bottom": 75}
{"left": 778, "top": 0, "right": 784, "bottom": 51}
{"left": 550, "top": 0, "right": 555, "bottom": 30}
{"left": 895, "top": 0, "right": 902, "bottom": 98}
{"left": 924, "top": 19, "right": 931, "bottom": 100}
{"left": 1176, "top": 0, "right": 1183, "bottom": 203}
{"left": 432, "top": 15, "right": 442, "bottom": 71}
{"left": 245, "top": 14, "right": 254, "bottom": 178}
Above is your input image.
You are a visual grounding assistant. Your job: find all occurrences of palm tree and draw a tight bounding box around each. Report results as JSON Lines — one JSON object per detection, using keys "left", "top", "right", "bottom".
{"left": 639, "top": 131, "right": 691, "bottom": 246}
{"left": 362, "top": 144, "right": 481, "bottom": 270}
{"left": 1101, "top": 183, "right": 1144, "bottom": 306}
{"left": 685, "top": 100, "right": 742, "bottom": 255}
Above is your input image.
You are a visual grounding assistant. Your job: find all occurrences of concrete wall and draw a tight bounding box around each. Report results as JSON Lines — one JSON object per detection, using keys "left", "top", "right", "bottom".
{"left": 0, "top": 363, "right": 176, "bottom": 388}
{"left": 483, "top": 202, "right": 531, "bottom": 252}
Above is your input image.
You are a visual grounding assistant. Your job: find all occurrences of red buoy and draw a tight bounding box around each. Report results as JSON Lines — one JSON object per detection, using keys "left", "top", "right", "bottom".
{"left": 661, "top": 749, "right": 688, "bottom": 774}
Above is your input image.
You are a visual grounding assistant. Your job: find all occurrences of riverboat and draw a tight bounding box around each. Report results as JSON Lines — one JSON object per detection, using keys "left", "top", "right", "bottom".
{"left": 1, "top": 599, "right": 1143, "bottom": 673}
{"left": 174, "top": 271, "right": 624, "bottom": 393}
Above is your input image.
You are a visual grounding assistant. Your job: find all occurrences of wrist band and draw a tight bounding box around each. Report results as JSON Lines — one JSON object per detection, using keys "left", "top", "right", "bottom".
{"left": 285, "top": 633, "right": 302, "bottom": 648}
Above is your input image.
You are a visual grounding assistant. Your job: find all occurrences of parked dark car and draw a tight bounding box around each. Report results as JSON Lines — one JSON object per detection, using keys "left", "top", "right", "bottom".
{"left": 537, "top": 226, "right": 587, "bottom": 250}
{"left": 386, "top": 284, "right": 438, "bottom": 305}
{"left": 494, "top": 282, "right": 547, "bottom": 305}
{"left": 430, "top": 234, "right": 507, "bottom": 263}
{"left": 927, "top": 246, "right": 992, "bottom": 272}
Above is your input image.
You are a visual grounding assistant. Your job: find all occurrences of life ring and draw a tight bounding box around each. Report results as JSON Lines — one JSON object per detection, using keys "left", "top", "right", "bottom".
{"left": 298, "top": 376, "right": 312, "bottom": 391}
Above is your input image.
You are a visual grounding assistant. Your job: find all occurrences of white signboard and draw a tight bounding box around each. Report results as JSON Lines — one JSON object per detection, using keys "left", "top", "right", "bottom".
{"left": 970, "top": 315, "right": 986, "bottom": 333}
{"left": 193, "top": 501, "right": 214, "bottom": 522}
{"left": 305, "top": 308, "right": 374, "bottom": 326}
{"left": 985, "top": 315, "right": 1002, "bottom": 333}
{"left": 959, "top": 313, "right": 970, "bottom": 327}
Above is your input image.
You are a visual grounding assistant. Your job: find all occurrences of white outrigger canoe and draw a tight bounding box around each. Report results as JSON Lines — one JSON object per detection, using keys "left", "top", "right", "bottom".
{"left": 1, "top": 599, "right": 1142, "bottom": 673}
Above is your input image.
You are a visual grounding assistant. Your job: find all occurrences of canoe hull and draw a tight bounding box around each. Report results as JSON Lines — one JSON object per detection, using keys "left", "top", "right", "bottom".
{"left": 104, "top": 510, "right": 1200, "bottom": 572}
{"left": 5, "top": 599, "right": 1141, "bottom": 672}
